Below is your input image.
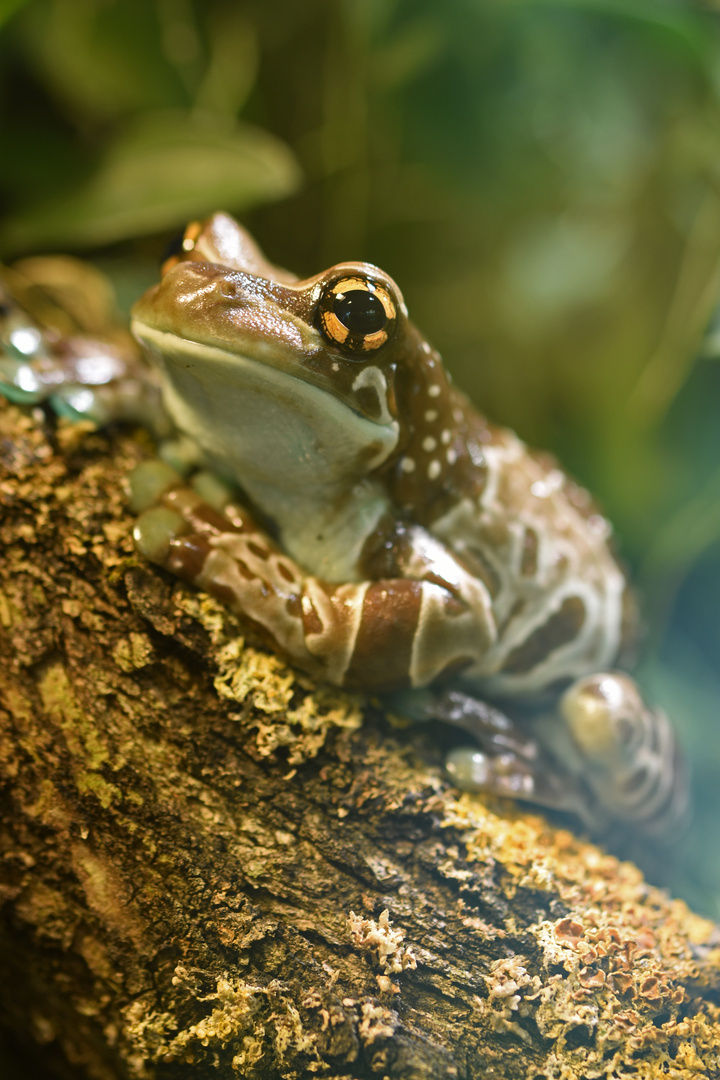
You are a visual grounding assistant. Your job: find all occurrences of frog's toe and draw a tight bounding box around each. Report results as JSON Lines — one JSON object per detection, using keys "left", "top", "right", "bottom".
{"left": 446, "top": 746, "right": 537, "bottom": 799}
{"left": 128, "top": 460, "right": 184, "bottom": 513}
{"left": 158, "top": 434, "right": 202, "bottom": 477}
{"left": 445, "top": 744, "right": 592, "bottom": 821}
{"left": 133, "top": 506, "right": 189, "bottom": 564}
{"left": 190, "top": 469, "right": 235, "bottom": 512}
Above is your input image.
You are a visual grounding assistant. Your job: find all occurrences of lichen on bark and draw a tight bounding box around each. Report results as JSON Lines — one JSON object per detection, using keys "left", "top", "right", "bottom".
{"left": 1, "top": 402, "right": 720, "bottom": 1080}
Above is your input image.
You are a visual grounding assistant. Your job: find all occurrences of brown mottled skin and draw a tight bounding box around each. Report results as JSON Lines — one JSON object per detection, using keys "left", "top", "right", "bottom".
{"left": 131, "top": 214, "right": 630, "bottom": 698}
{"left": 0, "top": 214, "right": 685, "bottom": 831}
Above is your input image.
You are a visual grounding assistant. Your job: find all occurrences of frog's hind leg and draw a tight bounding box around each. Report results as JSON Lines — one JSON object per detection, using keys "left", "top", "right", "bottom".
{"left": 421, "top": 674, "right": 688, "bottom": 838}
{"left": 391, "top": 687, "right": 592, "bottom": 821}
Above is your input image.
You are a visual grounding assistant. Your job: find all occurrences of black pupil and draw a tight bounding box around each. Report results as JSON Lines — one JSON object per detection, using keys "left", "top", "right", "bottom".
{"left": 334, "top": 288, "right": 386, "bottom": 335}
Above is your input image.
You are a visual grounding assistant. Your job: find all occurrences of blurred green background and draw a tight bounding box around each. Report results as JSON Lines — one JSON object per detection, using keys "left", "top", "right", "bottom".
{"left": 1, "top": 0, "right": 720, "bottom": 913}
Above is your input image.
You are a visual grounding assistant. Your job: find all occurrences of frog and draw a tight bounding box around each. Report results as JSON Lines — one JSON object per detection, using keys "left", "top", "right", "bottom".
{"left": 0, "top": 255, "right": 167, "bottom": 433}
{"left": 0, "top": 214, "right": 687, "bottom": 836}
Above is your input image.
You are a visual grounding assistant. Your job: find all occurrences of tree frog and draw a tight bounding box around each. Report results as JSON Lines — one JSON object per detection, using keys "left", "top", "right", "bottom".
{"left": 0, "top": 216, "right": 686, "bottom": 835}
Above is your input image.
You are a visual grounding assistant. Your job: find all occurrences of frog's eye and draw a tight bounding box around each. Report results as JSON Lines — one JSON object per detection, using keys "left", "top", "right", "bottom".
{"left": 317, "top": 276, "right": 396, "bottom": 355}
{"left": 161, "top": 230, "right": 185, "bottom": 269}
{"left": 160, "top": 221, "right": 202, "bottom": 275}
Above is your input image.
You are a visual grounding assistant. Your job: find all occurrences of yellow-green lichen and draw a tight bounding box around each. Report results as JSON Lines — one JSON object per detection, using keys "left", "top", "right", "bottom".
{"left": 112, "top": 632, "right": 155, "bottom": 672}
{"left": 175, "top": 590, "right": 363, "bottom": 764}
{"left": 36, "top": 659, "right": 125, "bottom": 806}
{"left": 38, "top": 660, "right": 109, "bottom": 772}
{"left": 75, "top": 770, "right": 122, "bottom": 808}
{"left": 124, "top": 970, "right": 324, "bottom": 1075}
{"left": 443, "top": 792, "right": 720, "bottom": 1078}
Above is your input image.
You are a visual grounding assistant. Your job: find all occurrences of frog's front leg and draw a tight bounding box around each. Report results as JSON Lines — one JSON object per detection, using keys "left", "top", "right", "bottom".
{"left": 438, "top": 673, "right": 688, "bottom": 835}
{"left": 130, "top": 468, "right": 496, "bottom": 692}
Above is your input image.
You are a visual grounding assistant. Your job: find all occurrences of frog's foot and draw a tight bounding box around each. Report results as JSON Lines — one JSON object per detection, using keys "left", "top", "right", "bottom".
{"left": 557, "top": 672, "right": 690, "bottom": 838}
{"left": 444, "top": 744, "right": 592, "bottom": 821}
{"left": 393, "top": 680, "right": 689, "bottom": 836}
{"left": 130, "top": 463, "right": 319, "bottom": 669}
{"left": 389, "top": 686, "right": 594, "bottom": 821}
{"left": 129, "top": 460, "right": 257, "bottom": 569}
{"left": 390, "top": 687, "right": 539, "bottom": 762}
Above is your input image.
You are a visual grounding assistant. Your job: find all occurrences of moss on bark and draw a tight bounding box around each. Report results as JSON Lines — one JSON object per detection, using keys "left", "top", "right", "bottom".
{"left": 1, "top": 404, "right": 720, "bottom": 1079}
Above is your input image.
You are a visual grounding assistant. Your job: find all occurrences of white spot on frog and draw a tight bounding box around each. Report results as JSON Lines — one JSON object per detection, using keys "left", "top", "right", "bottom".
{"left": 531, "top": 469, "right": 565, "bottom": 499}
{"left": 587, "top": 514, "right": 611, "bottom": 539}
{"left": 428, "top": 460, "right": 441, "bottom": 480}
{"left": 351, "top": 366, "right": 394, "bottom": 425}
{"left": 422, "top": 436, "right": 437, "bottom": 452}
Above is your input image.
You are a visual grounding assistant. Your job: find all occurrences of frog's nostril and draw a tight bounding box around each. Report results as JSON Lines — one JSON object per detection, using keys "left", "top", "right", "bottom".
{"left": 218, "top": 279, "right": 241, "bottom": 301}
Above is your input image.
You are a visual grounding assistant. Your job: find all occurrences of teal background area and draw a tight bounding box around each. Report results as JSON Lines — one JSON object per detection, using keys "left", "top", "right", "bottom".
{"left": 2, "top": 0, "right": 720, "bottom": 914}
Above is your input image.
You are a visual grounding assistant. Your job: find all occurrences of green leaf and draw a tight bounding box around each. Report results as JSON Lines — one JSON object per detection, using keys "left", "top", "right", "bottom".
{"left": 0, "top": 0, "right": 30, "bottom": 30}
{"left": 15, "top": 0, "right": 194, "bottom": 117}
{"left": 0, "top": 110, "right": 301, "bottom": 253}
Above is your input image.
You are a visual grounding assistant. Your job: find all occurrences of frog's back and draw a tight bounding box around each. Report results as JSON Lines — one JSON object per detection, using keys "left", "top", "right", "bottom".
{"left": 384, "top": 341, "right": 634, "bottom": 699}
{"left": 434, "top": 407, "right": 631, "bottom": 696}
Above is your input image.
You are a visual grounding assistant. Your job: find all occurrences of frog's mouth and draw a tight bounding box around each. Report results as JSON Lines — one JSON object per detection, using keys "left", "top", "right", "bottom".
{"left": 131, "top": 320, "right": 399, "bottom": 492}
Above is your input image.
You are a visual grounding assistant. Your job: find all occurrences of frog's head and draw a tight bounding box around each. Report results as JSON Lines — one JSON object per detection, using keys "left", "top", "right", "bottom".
{"left": 131, "top": 212, "right": 435, "bottom": 500}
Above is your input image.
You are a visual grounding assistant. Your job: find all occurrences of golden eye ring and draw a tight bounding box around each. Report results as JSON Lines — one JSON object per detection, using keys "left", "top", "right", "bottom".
{"left": 316, "top": 276, "right": 396, "bottom": 355}
{"left": 161, "top": 221, "right": 202, "bottom": 276}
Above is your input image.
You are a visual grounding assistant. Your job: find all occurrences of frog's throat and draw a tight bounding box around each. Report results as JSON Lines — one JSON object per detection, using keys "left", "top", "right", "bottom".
{"left": 131, "top": 321, "right": 400, "bottom": 491}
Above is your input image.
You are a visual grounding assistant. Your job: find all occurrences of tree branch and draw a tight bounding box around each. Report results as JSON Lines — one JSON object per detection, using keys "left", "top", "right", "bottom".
{"left": 2, "top": 404, "right": 720, "bottom": 1079}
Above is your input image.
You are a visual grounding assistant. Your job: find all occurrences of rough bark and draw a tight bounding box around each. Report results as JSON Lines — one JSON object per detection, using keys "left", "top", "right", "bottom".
{"left": 1, "top": 402, "right": 720, "bottom": 1080}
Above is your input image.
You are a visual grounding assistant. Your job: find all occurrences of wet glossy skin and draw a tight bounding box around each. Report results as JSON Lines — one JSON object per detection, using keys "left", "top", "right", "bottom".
{"left": 131, "top": 213, "right": 630, "bottom": 699}
{"left": 0, "top": 258, "right": 165, "bottom": 431}
{"left": 0, "top": 217, "right": 687, "bottom": 834}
